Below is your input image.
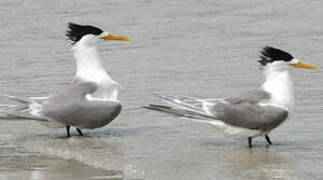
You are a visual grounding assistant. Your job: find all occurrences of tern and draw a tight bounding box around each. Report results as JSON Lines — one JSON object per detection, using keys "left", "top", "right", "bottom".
{"left": 144, "top": 46, "right": 319, "bottom": 147}
{"left": 0, "top": 23, "right": 131, "bottom": 137}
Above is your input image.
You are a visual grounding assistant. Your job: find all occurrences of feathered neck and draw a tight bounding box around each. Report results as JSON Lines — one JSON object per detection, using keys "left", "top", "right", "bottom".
{"left": 72, "top": 41, "right": 111, "bottom": 83}
{"left": 71, "top": 40, "right": 121, "bottom": 100}
{"left": 262, "top": 63, "right": 294, "bottom": 111}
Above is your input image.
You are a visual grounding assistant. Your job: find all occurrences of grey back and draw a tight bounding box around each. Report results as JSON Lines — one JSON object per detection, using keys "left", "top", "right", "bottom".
{"left": 40, "top": 82, "right": 122, "bottom": 129}
{"left": 209, "top": 89, "right": 289, "bottom": 131}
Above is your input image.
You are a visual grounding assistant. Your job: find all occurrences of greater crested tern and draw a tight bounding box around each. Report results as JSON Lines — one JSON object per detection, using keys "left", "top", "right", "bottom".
{"left": 0, "top": 23, "right": 131, "bottom": 137}
{"left": 144, "top": 47, "right": 319, "bottom": 147}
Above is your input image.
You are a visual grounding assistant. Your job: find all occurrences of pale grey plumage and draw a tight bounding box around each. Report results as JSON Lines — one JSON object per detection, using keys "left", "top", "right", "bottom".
{"left": 39, "top": 82, "right": 122, "bottom": 129}
{"left": 209, "top": 99, "right": 288, "bottom": 131}
{"left": 0, "top": 82, "right": 122, "bottom": 130}
{"left": 208, "top": 89, "right": 289, "bottom": 131}
{"left": 0, "top": 23, "right": 130, "bottom": 137}
{"left": 145, "top": 46, "right": 319, "bottom": 147}
{"left": 145, "top": 89, "right": 289, "bottom": 132}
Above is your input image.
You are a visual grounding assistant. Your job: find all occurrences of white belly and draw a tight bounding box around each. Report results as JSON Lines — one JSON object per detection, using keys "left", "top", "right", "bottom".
{"left": 39, "top": 121, "right": 66, "bottom": 128}
{"left": 207, "top": 120, "right": 264, "bottom": 139}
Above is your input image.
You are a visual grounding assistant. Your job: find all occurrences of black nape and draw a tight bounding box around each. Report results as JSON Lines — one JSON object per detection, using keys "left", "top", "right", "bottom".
{"left": 66, "top": 22, "right": 103, "bottom": 44}
{"left": 258, "top": 46, "right": 294, "bottom": 65}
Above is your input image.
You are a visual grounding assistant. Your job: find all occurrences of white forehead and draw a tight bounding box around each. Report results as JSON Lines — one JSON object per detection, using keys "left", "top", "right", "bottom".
{"left": 289, "top": 58, "right": 299, "bottom": 64}
{"left": 98, "top": 31, "right": 109, "bottom": 38}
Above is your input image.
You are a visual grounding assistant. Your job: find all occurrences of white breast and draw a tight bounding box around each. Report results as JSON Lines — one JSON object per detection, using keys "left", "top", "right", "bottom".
{"left": 73, "top": 39, "right": 120, "bottom": 100}
{"left": 207, "top": 120, "right": 262, "bottom": 139}
{"left": 262, "top": 64, "right": 295, "bottom": 112}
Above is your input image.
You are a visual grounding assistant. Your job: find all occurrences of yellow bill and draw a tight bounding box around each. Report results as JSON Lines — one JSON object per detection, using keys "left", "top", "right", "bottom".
{"left": 101, "top": 33, "right": 131, "bottom": 41}
{"left": 291, "top": 60, "right": 319, "bottom": 70}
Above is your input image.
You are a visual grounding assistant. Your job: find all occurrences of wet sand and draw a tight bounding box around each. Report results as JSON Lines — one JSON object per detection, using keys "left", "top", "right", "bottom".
{"left": 0, "top": 0, "right": 323, "bottom": 179}
{"left": 0, "top": 141, "right": 123, "bottom": 180}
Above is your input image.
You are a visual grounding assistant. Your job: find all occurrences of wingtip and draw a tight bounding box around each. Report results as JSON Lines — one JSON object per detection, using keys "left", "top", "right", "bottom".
{"left": 142, "top": 106, "right": 154, "bottom": 110}
{"left": 142, "top": 104, "right": 173, "bottom": 111}
{"left": 142, "top": 105, "right": 151, "bottom": 109}
{"left": 142, "top": 105, "right": 161, "bottom": 111}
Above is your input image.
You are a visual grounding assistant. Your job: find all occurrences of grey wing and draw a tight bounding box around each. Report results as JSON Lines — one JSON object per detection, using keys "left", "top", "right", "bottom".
{"left": 173, "top": 89, "right": 271, "bottom": 110}
{"left": 150, "top": 90, "right": 287, "bottom": 132}
{"left": 204, "top": 89, "right": 288, "bottom": 131}
{"left": 38, "top": 82, "right": 122, "bottom": 129}
{"left": 152, "top": 90, "right": 271, "bottom": 119}
{"left": 29, "top": 82, "right": 98, "bottom": 106}
{"left": 221, "top": 89, "right": 271, "bottom": 104}
{"left": 48, "top": 82, "right": 98, "bottom": 100}
{"left": 42, "top": 100, "right": 121, "bottom": 129}
{"left": 211, "top": 102, "right": 289, "bottom": 131}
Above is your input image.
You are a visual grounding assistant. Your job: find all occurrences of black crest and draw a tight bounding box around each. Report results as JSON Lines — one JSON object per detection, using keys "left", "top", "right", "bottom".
{"left": 258, "top": 46, "right": 294, "bottom": 65}
{"left": 66, "top": 23, "right": 103, "bottom": 44}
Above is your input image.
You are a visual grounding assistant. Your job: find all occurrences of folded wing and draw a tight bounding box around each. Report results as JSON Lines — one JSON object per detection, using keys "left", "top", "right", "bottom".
{"left": 145, "top": 89, "right": 289, "bottom": 131}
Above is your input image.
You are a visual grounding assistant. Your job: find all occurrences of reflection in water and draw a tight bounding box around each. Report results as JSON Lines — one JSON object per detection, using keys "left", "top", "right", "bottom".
{"left": 17, "top": 129, "right": 147, "bottom": 179}
{"left": 215, "top": 147, "right": 292, "bottom": 180}
{"left": 0, "top": 141, "right": 123, "bottom": 180}
{"left": 21, "top": 135, "right": 123, "bottom": 169}
{"left": 0, "top": 0, "right": 323, "bottom": 179}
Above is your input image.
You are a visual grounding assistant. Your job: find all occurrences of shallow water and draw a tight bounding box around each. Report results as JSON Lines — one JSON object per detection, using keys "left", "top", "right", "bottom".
{"left": 0, "top": 0, "right": 323, "bottom": 179}
{"left": 0, "top": 141, "right": 122, "bottom": 180}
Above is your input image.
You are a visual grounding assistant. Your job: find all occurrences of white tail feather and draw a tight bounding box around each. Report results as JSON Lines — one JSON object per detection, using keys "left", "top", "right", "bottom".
{"left": 144, "top": 94, "right": 217, "bottom": 121}
{"left": 0, "top": 94, "right": 48, "bottom": 122}
{"left": 0, "top": 110, "right": 48, "bottom": 122}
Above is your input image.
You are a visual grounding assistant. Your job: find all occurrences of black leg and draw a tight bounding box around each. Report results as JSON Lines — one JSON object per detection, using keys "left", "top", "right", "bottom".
{"left": 66, "top": 126, "right": 71, "bottom": 138}
{"left": 265, "top": 135, "right": 272, "bottom": 145}
{"left": 248, "top": 137, "right": 253, "bottom": 148}
{"left": 76, "top": 128, "right": 83, "bottom": 136}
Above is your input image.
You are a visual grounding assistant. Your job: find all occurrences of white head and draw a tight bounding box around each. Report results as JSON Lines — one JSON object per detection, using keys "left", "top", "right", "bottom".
{"left": 258, "top": 46, "right": 319, "bottom": 72}
{"left": 259, "top": 46, "right": 319, "bottom": 111}
{"left": 66, "top": 22, "right": 131, "bottom": 48}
